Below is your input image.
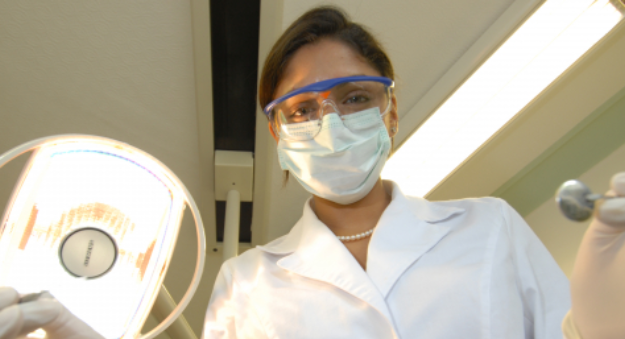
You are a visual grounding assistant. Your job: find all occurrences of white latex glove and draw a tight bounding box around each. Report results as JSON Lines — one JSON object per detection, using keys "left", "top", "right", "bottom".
{"left": 571, "top": 172, "right": 625, "bottom": 339}
{"left": 0, "top": 287, "right": 104, "bottom": 339}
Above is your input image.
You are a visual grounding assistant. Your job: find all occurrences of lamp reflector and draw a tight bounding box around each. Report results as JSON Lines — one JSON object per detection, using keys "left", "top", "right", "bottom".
{"left": 0, "top": 137, "right": 187, "bottom": 338}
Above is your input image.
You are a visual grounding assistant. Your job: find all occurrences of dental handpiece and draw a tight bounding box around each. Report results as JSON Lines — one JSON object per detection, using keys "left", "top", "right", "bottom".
{"left": 555, "top": 180, "right": 614, "bottom": 221}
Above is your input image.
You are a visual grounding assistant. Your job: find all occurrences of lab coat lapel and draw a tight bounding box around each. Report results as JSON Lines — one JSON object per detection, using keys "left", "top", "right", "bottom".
{"left": 366, "top": 183, "right": 466, "bottom": 298}
{"left": 272, "top": 202, "right": 395, "bottom": 322}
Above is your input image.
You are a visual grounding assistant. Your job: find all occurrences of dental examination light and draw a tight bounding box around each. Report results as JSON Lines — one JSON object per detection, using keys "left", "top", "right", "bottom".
{"left": 0, "top": 135, "right": 206, "bottom": 339}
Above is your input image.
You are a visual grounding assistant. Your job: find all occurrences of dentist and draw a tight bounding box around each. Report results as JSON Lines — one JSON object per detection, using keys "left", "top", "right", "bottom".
{"left": 202, "top": 6, "right": 615, "bottom": 339}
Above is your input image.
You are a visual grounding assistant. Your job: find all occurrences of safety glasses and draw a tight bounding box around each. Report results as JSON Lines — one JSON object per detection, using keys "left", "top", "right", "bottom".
{"left": 264, "top": 76, "right": 394, "bottom": 140}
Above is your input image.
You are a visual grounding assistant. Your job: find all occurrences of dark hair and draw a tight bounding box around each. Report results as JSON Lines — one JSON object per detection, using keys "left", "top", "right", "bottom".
{"left": 258, "top": 6, "right": 394, "bottom": 113}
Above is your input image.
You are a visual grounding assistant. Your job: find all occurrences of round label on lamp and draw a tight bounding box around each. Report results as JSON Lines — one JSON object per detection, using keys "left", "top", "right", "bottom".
{"left": 59, "top": 227, "right": 117, "bottom": 279}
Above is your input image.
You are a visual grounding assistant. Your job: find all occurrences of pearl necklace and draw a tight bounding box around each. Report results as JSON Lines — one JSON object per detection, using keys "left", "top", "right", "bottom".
{"left": 336, "top": 227, "right": 375, "bottom": 242}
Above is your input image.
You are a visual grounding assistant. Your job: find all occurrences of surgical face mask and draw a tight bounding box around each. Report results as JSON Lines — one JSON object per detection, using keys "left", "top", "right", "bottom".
{"left": 276, "top": 107, "right": 391, "bottom": 204}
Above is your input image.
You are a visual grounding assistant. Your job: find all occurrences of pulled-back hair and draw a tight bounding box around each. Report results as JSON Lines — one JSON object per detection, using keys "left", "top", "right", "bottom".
{"left": 258, "top": 6, "right": 394, "bottom": 112}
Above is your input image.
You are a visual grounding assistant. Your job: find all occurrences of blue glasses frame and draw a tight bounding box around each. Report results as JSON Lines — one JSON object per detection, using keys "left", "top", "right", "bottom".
{"left": 263, "top": 75, "right": 394, "bottom": 119}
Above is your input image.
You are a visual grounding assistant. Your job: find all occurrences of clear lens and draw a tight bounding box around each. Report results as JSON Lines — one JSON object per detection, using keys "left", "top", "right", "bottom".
{"left": 273, "top": 80, "right": 391, "bottom": 140}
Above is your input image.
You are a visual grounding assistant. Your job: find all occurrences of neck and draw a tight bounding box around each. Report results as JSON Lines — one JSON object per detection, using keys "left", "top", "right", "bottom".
{"left": 311, "top": 179, "right": 392, "bottom": 237}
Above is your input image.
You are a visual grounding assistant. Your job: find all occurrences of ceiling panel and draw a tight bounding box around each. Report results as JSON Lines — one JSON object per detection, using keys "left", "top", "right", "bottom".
{"left": 0, "top": 0, "right": 201, "bottom": 192}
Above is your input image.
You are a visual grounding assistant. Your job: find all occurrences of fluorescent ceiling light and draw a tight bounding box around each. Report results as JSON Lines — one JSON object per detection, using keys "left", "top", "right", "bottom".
{"left": 382, "top": 0, "right": 624, "bottom": 197}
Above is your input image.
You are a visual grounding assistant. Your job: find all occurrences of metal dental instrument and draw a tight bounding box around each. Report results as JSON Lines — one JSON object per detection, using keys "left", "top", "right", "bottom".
{"left": 556, "top": 180, "right": 614, "bottom": 221}
{"left": 18, "top": 291, "right": 47, "bottom": 304}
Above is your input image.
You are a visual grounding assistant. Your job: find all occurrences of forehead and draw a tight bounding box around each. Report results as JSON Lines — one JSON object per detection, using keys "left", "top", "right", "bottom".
{"left": 275, "top": 39, "right": 381, "bottom": 99}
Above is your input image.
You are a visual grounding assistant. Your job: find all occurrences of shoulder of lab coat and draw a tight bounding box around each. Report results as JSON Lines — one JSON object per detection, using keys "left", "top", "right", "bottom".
{"left": 203, "top": 182, "right": 570, "bottom": 338}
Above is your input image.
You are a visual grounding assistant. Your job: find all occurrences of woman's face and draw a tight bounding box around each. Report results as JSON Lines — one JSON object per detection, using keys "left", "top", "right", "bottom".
{"left": 269, "top": 38, "right": 398, "bottom": 141}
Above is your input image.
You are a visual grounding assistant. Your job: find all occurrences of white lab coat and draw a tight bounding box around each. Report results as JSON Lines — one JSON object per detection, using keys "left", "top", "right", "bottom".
{"left": 203, "top": 182, "right": 570, "bottom": 338}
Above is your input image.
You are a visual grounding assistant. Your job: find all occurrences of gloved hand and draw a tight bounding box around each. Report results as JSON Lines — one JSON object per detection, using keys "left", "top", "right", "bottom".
{"left": 571, "top": 172, "right": 625, "bottom": 339}
{"left": 0, "top": 287, "right": 104, "bottom": 339}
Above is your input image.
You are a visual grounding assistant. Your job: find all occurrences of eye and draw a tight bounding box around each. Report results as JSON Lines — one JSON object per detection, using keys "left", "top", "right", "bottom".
{"left": 283, "top": 105, "right": 318, "bottom": 123}
{"left": 344, "top": 94, "right": 370, "bottom": 104}
{"left": 290, "top": 106, "right": 318, "bottom": 119}
{"left": 293, "top": 107, "right": 314, "bottom": 116}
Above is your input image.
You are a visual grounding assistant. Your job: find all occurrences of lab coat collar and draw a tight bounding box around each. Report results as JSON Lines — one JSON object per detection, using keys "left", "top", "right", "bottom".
{"left": 261, "top": 201, "right": 398, "bottom": 323}
{"left": 366, "top": 182, "right": 465, "bottom": 297}
{"left": 258, "top": 182, "right": 466, "bottom": 324}
{"left": 259, "top": 182, "right": 465, "bottom": 255}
